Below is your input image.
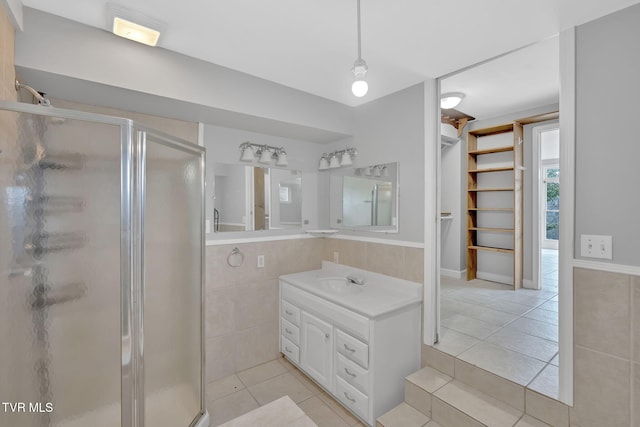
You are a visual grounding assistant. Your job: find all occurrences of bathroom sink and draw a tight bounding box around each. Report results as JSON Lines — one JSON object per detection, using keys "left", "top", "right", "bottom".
{"left": 318, "top": 277, "right": 363, "bottom": 294}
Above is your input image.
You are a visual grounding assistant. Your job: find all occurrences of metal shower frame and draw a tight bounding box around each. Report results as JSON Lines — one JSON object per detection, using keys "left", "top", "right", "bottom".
{"left": 0, "top": 101, "right": 209, "bottom": 427}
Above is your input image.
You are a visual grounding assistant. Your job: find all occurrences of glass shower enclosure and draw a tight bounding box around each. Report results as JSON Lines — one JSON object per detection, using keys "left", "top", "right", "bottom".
{"left": 0, "top": 101, "right": 208, "bottom": 427}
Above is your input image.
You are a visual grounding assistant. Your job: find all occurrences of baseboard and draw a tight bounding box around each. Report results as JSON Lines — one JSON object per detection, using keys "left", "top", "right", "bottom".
{"left": 476, "top": 271, "right": 513, "bottom": 285}
{"left": 441, "top": 268, "right": 466, "bottom": 279}
{"left": 523, "top": 279, "right": 537, "bottom": 289}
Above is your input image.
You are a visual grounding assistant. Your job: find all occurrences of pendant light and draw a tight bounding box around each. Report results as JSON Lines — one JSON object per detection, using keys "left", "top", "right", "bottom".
{"left": 351, "top": 0, "right": 368, "bottom": 98}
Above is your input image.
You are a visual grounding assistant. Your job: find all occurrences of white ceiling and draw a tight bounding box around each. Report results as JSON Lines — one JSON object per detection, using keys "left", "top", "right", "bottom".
{"left": 18, "top": 0, "right": 640, "bottom": 109}
{"left": 441, "top": 36, "right": 560, "bottom": 120}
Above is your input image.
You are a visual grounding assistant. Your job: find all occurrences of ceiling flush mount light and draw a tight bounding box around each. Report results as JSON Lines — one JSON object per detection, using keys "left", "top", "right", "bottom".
{"left": 351, "top": 0, "right": 369, "bottom": 97}
{"left": 107, "top": 4, "right": 165, "bottom": 47}
{"left": 440, "top": 92, "right": 465, "bottom": 110}
{"left": 318, "top": 148, "right": 357, "bottom": 171}
{"left": 239, "top": 142, "right": 288, "bottom": 167}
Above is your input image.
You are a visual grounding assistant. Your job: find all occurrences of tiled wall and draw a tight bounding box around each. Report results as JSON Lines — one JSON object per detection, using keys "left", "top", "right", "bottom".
{"left": 204, "top": 237, "right": 424, "bottom": 383}
{"left": 571, "top": 267, "right": 640, "bottom": 427}
{"left": 322, "top": 238, "right": 424, "bottom": 284}
{"left": 1, "top": 4, "right": 16, "bottom": 101}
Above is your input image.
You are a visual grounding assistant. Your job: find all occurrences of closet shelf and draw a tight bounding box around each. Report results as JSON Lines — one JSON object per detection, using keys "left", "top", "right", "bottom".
{"left": 467, "top": 187, "right": 514, "bottom": 192}
{"left": 468, "top": 245, "right": 514, "bottom": 254}
{"left": 468, "top": 167, "right": 514, "bottom": 173}
{"left": 468, "top": 227, "right": 514, "bottom": 233}
{"left": 468, "top": 146, "right": 514, "bottom": 155}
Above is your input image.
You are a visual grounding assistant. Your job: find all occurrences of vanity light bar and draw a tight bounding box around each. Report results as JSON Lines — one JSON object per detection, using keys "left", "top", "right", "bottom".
{"left": 318, "top": 148, "right": 357, "bottom": 170}
{"left": 239, "top": 141, "right": 288, "bottom": 166}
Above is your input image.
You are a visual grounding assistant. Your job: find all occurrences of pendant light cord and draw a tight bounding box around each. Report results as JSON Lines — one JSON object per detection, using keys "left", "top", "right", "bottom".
{"left": 356, "top": 0, "right": 362, "bottom": 60}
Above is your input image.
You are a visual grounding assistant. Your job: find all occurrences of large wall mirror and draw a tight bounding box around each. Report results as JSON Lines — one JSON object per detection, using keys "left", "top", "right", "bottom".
{"left": 212, "top": 163, "right": 302, "bottom": 232}
{"left": 329, "top": 162, "right": 398, "bottom": 232}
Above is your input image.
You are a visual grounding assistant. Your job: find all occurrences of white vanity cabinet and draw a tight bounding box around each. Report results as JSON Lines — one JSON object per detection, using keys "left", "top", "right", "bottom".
{"left": 279, "top": 263, "right": 421, "bottom": 426}
{"left": 300, "top": 311, "right": 333, "bottom": 390}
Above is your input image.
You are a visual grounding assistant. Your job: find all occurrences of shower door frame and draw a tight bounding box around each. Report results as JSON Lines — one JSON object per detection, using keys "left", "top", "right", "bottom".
{"left": 0, "top": 101, "right": 208, "bottom": 427}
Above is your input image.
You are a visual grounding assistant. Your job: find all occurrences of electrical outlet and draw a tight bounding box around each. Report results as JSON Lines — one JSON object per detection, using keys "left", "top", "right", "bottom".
{"left": 580, "top": 234, "right": 612, "bottom": 260}
{"left": 333, "top": 251, "right": 339, "bottom": 263}
{"left": 257, "top": 255, "right": 265, "bottom": 268}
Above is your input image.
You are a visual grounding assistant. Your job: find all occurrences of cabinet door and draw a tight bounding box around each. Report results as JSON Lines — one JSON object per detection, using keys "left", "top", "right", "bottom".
{"left": 300, "top": 311, "right": 333, "bottom": 390}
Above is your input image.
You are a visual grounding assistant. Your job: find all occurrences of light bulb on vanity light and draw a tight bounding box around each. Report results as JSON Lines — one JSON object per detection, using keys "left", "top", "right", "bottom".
{"left": 319, "top": 155, "right": 329, "bottom": 170}
{"left": 259, "top": 147, "right": 272, "bottom": 164}
{"left": 240, "top": 145, "right": 254, "bottom": 162}
{"left": 341, "top": 151, "right": 353, "bottom": 166}
{"left": 329, "top": 154, "right": 341, "bottom": 169}
{"left": 276, "top": 150, "right": 288, "bottom": 167}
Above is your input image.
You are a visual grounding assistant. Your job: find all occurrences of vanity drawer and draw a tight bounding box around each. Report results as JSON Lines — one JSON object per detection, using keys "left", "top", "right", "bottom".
{"left": 281, "top": 318, "right": 300, "bottom": 345}
{"left": 281, "top": 300, "right": 301, "bottom": 326}
{"left": 336, "top": 353, "right": 369, "bottom": 394}
{"left": 281, "top": 336, "right": 300, "bottom": 364}
{"left": 335, "top": 376, "right": 369, "bottom": 421}
{"left": 336, "top": 329, "right": 369, "bottom": 369}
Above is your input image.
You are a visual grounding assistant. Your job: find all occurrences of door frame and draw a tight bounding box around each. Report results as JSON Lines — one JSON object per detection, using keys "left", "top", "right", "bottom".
{"left": 425, "top": 28, "right": 575, "bottom": 405}
{"left": 532, "top": 123, "right": 560, "bottom": 290}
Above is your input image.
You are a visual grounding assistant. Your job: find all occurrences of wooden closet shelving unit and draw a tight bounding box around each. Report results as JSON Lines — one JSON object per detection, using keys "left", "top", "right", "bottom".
{"left": 466, "top": 122, "right": 524, "bottom": 288}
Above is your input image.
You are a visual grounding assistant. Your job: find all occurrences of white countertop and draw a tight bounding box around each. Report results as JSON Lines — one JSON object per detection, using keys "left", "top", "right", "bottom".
{"left": 280, "top": 261, "right": 422, "bottom": 318}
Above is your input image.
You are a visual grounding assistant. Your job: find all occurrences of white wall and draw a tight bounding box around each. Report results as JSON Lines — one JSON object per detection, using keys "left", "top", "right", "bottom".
{"left": 440, "top": 125, "right": 462, "bottom": 275}
{"left": 320, "top": 83, "right": 426, "bottom": 243}
{"left": 14, "top": 8, "right": 353, "bottom": 143}
{"left": 203, "top": 124, "right": 325, "bottom": 239}
{"left": 575, "top": 3, "right": 640, "bottom": 266}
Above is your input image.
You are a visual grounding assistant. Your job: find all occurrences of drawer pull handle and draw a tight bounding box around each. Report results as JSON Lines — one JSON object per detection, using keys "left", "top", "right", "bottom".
{"left": 285, "top": 328, "right": 292, "bottom": 334}
{"left": 343, "top": 344, "right": 356, "bottom": 353}
{"left": 285, "top": 310, "right": 293, "bottom": 315}
{"left": 344, "top": 368, "right": 357, "bottom": 378}
{"left": 285, "top": 346, "right": 292, "bottom": 353}
{"left": 343, "top": 392, "right": 356, "bottom": 403}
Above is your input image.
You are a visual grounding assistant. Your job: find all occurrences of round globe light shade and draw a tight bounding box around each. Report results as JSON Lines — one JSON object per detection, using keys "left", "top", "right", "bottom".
{"left": 352, "top": 80, "right": 368, "bottom": 97}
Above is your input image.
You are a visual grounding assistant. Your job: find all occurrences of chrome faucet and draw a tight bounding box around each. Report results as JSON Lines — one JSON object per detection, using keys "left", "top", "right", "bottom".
{"left": 346, "top": 275, "right": 365, "bottom": 286}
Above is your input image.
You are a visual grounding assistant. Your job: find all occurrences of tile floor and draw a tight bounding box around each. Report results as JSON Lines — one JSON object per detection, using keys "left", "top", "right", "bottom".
{"left": 437, "top": 249, "right": 559, "bottom": 399}
{"left": 206, "top": 357, "right": 367, "bottom": 427}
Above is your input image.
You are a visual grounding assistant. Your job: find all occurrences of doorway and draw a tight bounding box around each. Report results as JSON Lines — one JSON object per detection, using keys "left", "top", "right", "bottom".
{"left": 534, "top": 124, "right": 560, "bottom": 292}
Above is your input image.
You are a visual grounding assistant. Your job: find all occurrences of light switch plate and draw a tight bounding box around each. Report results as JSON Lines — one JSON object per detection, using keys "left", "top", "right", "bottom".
{"left": 580, "top": 234, "right": 612, "bottom": 260}
{"left": 257, "top": 255, "right": 265, "bottom": 268}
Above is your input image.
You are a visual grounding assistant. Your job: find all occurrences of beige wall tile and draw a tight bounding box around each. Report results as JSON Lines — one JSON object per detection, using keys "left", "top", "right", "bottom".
{"left": 206, "top": 286, "right": 236, "bottom": 338}
{"left": 633, "top": 276, "right": 640, "bottom": 363}
{"left": 338, "top": 239, "right": 367, "bottom": 269}
{"left": 574, "top": 268, "right": 630, "bottom": 358}
{"left": 571, "top": 345, "right": 630, "bottom": 427}
{"left": 207, "top": 334, "right": 236, "bottom": 383}
{"left": 366, "top": 242, "right": 404, "bottom": 277}
{"left": 454, "top": 359, "right": 525, "bottom": 412}
{"left": 234, "top": 279, "right": 278, "bottom": 330}
{"left": 525, "top": 390, "right": 569, "bottom": 427}
{"left": 322, "top": 237, "right": 339, "bottom": 263}
{"left": 403, "top": 247, "right": 424, "bottom": 283}
{"left": 234, "top": 321, "right": 279, "bottom": 372}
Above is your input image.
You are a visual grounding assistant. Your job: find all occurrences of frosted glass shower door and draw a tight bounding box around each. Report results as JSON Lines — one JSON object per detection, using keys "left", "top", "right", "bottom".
{"left": 0, "top": 109, "right": 123, "bottom": 427}
{"left": 142, "top": 133, "right": 204, "bottom": 427}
